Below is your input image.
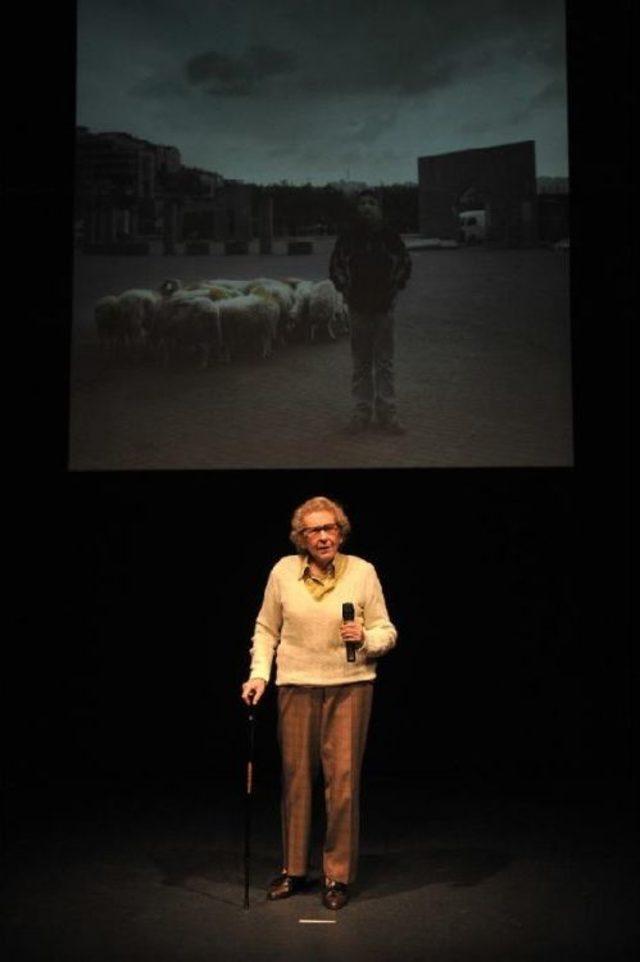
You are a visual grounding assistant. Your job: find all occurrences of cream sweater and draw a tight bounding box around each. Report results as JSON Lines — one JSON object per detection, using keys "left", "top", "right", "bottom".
{"left": 249, "top": 554, "right": 397, "bottom": 686}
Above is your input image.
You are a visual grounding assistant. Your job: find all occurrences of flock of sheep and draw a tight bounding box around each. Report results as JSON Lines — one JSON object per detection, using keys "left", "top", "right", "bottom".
{"left": 93, "top": 276, "right": 350, "bottom": 368}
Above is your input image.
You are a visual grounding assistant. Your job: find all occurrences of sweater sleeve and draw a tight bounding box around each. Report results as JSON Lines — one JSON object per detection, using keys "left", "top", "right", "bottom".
{"left": 360, "top": 564, "right": 397, "bottom": 658}
{"left": 249, "top": 567, "right": 283, "bottom": 682}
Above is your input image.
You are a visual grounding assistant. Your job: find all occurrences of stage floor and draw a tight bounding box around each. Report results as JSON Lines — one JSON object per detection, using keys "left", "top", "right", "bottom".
{"left": 3, "top": 775, "right": 636, "bottom": 962}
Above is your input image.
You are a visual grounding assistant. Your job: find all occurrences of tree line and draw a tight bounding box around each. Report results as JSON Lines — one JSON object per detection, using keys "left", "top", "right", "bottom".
{"left": 249, "top": 182, "right": 419, "bottom": 236}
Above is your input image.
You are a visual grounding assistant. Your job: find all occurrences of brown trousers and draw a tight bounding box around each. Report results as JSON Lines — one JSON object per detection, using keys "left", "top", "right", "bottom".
{"left": 277, "top": 682, "right": 373, "bottom": 884}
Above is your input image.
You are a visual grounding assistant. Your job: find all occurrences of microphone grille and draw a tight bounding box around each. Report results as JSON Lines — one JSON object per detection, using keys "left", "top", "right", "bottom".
{"left": 342, "top": 602, "right": 355, "bottom": 620}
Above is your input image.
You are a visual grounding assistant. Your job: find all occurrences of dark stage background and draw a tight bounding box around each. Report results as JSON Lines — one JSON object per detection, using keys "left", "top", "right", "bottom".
{"left": 8, "top": 468, "right": 630, "bottom": 790}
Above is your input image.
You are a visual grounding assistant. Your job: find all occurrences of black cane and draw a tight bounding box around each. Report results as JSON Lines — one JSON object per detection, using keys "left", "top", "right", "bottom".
{"left": 243, "top": 696, "right": 256, "bottom": 909}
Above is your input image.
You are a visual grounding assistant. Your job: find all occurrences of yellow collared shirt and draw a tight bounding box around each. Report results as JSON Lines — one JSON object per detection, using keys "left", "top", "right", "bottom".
{"left": 299, "top": 552, "right": 348, "bottom": 599}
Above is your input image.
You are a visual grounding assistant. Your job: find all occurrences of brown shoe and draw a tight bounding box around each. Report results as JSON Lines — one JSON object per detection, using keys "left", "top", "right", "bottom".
{"left": 267, "top": 872, "right": 308, "bottom": 900}
{"left": 322, "top": 878, "right": 349, "bottom": 910}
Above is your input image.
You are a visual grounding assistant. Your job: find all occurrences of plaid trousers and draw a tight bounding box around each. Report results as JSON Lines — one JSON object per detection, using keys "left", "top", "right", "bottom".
{"left": 277, "top": 682, "right": 373, "bottom": 884}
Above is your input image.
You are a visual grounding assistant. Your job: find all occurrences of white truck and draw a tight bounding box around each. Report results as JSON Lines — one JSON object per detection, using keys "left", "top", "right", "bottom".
{"left": 458, "top": 209, "right": 486, "bottom": 244}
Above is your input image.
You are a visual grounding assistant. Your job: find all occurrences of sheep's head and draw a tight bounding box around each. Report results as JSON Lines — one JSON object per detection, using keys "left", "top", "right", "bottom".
{"left": 160, "top": 278, "right": 181, "bottom": 296}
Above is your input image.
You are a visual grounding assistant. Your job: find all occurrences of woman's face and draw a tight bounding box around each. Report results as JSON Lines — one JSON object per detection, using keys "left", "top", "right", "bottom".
{"left": 301, "top": 509, "right": 342, "bottom": 568}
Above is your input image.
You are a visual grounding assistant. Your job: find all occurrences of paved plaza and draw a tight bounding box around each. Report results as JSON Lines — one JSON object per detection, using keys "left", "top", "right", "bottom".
{"left": 68, "top": 239, "right": 572, "bottom": 470}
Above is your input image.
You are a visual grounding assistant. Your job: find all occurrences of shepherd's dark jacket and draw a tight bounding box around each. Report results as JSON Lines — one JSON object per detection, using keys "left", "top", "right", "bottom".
{"left": 329, "top": 224, "right": 412, "bottom": 314}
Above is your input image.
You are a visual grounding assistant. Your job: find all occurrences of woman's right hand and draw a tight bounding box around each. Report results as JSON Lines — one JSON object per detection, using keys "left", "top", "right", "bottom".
{"left": 241, "top": 678, "right": 266, "bottom": 705}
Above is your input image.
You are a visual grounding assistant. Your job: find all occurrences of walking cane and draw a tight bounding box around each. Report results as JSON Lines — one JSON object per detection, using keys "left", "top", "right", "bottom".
{"left": 243, "top": 694, "right": 256, "bottom": 909}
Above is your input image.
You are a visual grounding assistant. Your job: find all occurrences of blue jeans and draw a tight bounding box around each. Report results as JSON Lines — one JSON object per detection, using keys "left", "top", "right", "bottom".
{"left": 349, "top": 310, "right": 396, "bottom": 421}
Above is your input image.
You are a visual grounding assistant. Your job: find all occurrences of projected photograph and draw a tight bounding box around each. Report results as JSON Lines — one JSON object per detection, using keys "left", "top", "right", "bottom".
{"left": 68, "top": 0, "right": 572, "bottom": 470}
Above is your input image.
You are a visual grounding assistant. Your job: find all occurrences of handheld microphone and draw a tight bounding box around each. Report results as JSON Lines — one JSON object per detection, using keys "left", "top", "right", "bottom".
{"left": 342, "top": 602, "right": 357, "bottom": 663}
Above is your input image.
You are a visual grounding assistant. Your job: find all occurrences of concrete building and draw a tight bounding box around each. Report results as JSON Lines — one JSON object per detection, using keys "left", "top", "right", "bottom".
{"left": 75, "top": 127, "right": 253, "bottom": 251}
{"left": 418, "top": 141, "right": 538, "bottom": 246}
{"left": 75, "top": 128, "right": 181, "bottom": 245}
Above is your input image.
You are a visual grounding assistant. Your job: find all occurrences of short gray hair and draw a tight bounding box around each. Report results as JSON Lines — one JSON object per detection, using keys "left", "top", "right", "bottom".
{"left": 289, "top": 496, "right": 351, "bottom": 553}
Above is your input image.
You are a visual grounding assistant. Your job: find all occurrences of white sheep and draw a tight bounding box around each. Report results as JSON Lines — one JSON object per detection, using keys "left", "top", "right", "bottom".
{"left": 181, "top": 278, "right": 241, "bottom": 296}
{"left": 288, "top": 279, "right": 345, "bottom": 343}
{"left": 94, "top": 288, "right": 158, "bottom": 354}
{"left": 148, "top": 288, "right": 212, "bottom": 363}
{"left": 201, "top": 278, "right": 252, "bottom": 294}
{"left": 155, "top": 287, "right": 222, "bottom": 363}
{"left": 166, "top": 287, "right": 214, "bottom": 302}
{"left": 217, "top": 293, "right": 279, "bottom": 361}
{"left": 307, "top": 279, "right": 344, "bottom": 342}
{"left": 205, "top": 285, "right": 244, "bottom": 301}
{"left": 246, "top": 278, "right": 296, "bottom": 344}
{"left": 158, "top": 295, "right": 222, "bottom": 369}
{"left": 288, "top": 280, "right": 315, "bottom": 342}
{"left": 117, "top": 288, "right": 161, "bottom": 342}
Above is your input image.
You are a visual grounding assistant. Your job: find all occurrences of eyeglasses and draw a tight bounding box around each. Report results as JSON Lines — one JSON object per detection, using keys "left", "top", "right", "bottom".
{"left": 300, "top": 523, "right": 341, "bottom": 538}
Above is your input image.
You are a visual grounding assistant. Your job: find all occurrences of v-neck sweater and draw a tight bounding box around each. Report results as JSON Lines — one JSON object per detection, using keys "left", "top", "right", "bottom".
{"left": 249, "top": 553, "right": 397, "bottom": 686}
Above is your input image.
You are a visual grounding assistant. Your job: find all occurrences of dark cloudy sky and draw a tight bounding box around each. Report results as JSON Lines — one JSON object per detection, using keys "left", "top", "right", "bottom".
{"left": 77, "top": 0, "right": 568, "bottom": 185}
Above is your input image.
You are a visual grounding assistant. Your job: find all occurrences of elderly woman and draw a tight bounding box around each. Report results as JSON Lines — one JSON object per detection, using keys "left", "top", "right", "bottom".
{"left": 241, "top": 495, "right": 397, "bottom": 910}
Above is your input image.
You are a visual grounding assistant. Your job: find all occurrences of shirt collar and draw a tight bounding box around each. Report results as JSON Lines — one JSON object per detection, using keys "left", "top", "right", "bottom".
{"left": 298, "top": 552, "right": 347, "bottom": 580}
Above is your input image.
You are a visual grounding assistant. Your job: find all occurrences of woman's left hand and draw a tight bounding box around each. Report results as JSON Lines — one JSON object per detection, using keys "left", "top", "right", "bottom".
{"left": 340, "top": 621, "right": 365, "bottom": 648}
